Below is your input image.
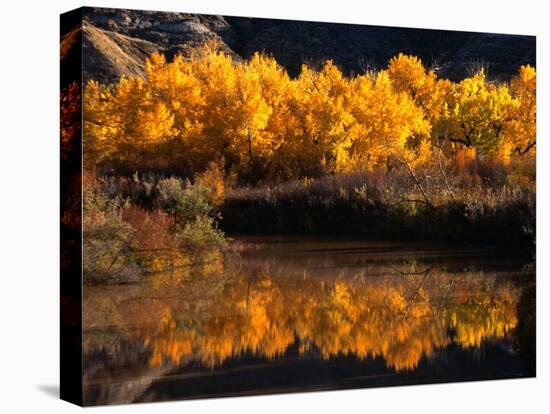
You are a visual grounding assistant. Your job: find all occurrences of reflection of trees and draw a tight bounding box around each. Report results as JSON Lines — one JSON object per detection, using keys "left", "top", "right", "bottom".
{"left": 446, "top": 289, "right": 518, "bottom": 348}
{"left": 84, "top": 262, "right": 521, "bottom": 374}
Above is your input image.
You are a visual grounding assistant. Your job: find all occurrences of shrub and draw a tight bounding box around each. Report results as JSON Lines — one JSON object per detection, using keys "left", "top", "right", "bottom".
{"left": 83, "top": 173, "right": 230, "bottom": 284}
{"left": 195, "top": 160, "right": 226, "bottom": 208}
{"left": 158, "top": 183, "right": 212, "bottom": 228}
{"left": 181, "top": 215, "right": 228, "bottom": 250}
{"left": 83, "top": 183, "right": 137, "bottom": 284}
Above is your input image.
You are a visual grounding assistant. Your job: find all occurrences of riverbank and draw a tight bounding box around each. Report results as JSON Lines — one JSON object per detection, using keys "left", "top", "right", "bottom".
{"left": 85, "top": 164, "right": 535, "bottom": 287}
{"left": 220, "top": 174, "right": 535, "bottom": 249}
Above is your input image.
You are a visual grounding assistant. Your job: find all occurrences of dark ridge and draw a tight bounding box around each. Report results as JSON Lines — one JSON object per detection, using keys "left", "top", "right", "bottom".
{"left": 77, "top": 7, "right": 535, "bottom": 83}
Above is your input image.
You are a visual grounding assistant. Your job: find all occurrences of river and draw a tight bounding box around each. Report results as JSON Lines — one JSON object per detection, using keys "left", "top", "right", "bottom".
{"left": 82, "top": 236, "right": 535, "bottom": 405}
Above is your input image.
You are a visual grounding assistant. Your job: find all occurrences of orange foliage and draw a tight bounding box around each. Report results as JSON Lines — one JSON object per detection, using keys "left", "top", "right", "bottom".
{"left": 86, "top": 266, "right": 520, "bottom": 372}
{"left": 83, "top": 44, "right": 536, "bottom": 181}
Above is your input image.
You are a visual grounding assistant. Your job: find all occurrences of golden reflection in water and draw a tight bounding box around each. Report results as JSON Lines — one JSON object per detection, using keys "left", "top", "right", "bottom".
{"left": 84, "top": 258, "right": 520, "bottom": 373}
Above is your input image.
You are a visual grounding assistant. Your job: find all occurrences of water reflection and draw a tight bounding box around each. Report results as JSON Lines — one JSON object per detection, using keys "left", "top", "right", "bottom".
{"left": 82, "top": 238, "right": 534, "bottom": 405}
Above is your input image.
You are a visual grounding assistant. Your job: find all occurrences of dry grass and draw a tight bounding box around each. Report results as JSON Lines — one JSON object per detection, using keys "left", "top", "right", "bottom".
{"left": 222, "top": 159, "right": 535, "bottom": 248}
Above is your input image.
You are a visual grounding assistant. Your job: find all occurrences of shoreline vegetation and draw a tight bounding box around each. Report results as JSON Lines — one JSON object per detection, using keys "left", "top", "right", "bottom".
{"left": 60, "top": 42, "right": 536, "bottom": 285}
{"left": 82, "top": 170, "right": 228, "bottom": 285}
{"left": 221, "top": 163, "right": 535, "bottom": 247}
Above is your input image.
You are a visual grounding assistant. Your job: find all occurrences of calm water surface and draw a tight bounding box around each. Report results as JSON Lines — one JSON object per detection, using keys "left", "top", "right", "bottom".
{"left": 82, "top": 237, "right": 535, "bottom": 405}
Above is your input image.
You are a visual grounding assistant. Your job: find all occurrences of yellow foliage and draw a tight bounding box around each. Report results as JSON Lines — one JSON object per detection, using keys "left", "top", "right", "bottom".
{"left": 83, "top": 45, "right": 536, "bottom": 180}
{"left": 346, "top": 71, "right": 431, "bottom": 171}
{"left": 388, "top": 53, "right": 452, "bottom": 123}
{"left": 195, "top": 160, "right": 226, "bottom": 207}
{"left": 503, "top": 65, "right": 536, "bottom": 155}
{"left": 123, "top": 271, "right": 520, "bottom": 373}
{"left": 436, "top": 69, "right": 516, "bottom": 160}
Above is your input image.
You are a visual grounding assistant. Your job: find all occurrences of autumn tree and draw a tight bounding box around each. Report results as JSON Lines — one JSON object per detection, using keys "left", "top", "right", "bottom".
{"left": 84, "top": 44, "right": 535, "bottom": 185}
{"left": 347, "top": 70, "right": 432, "bottom": 203}
{"left": 503, "top": 65, "right": 536, "bottom": 156}
{"left": 283, "top": 61, "right": 354, "bottom": 176}
{"left": 435, "top": 69, "right": 514, "bottom": 159}
{"left": 387, "top": 53, "right": 452, "bottom": 124}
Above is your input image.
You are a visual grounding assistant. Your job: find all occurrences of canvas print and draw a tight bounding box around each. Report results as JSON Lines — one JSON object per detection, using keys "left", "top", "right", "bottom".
{"left": 60, "top": 7, "right": 536, "bottom": 406}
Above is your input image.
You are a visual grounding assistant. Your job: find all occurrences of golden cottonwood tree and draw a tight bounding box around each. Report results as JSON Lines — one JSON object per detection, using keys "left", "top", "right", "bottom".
{"left": 84, "top": 74, "right": 176, "bottom": 168}
{"left": 435, "top": 69, "right": 515, "bottom": 158}
{"left": 347, "top": 71, "right": 431, "bottom": 174}
{"left": 503, "top": 65, "right": 536, "bottom": 156}
{"left": 287, "top": 61, "right": 355, "bottom": 176}
{"left": 225, "top": 55, "right": 274, "bottom": 176}
{"left": 387, "top": 53, "right": 452, "bottom": 124}
{"left": 84, "top": 43, "right": 535, "bottom": 182}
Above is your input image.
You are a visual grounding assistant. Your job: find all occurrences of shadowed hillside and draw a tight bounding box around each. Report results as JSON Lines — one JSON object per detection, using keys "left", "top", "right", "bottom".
{"left": 60, "top": 7, "right": 535, "bottom": 84}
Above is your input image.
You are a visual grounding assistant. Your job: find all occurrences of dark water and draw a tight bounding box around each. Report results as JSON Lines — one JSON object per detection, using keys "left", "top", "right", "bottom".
{"left": 82, "top": 237, "right": 535, "bottom": 405}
